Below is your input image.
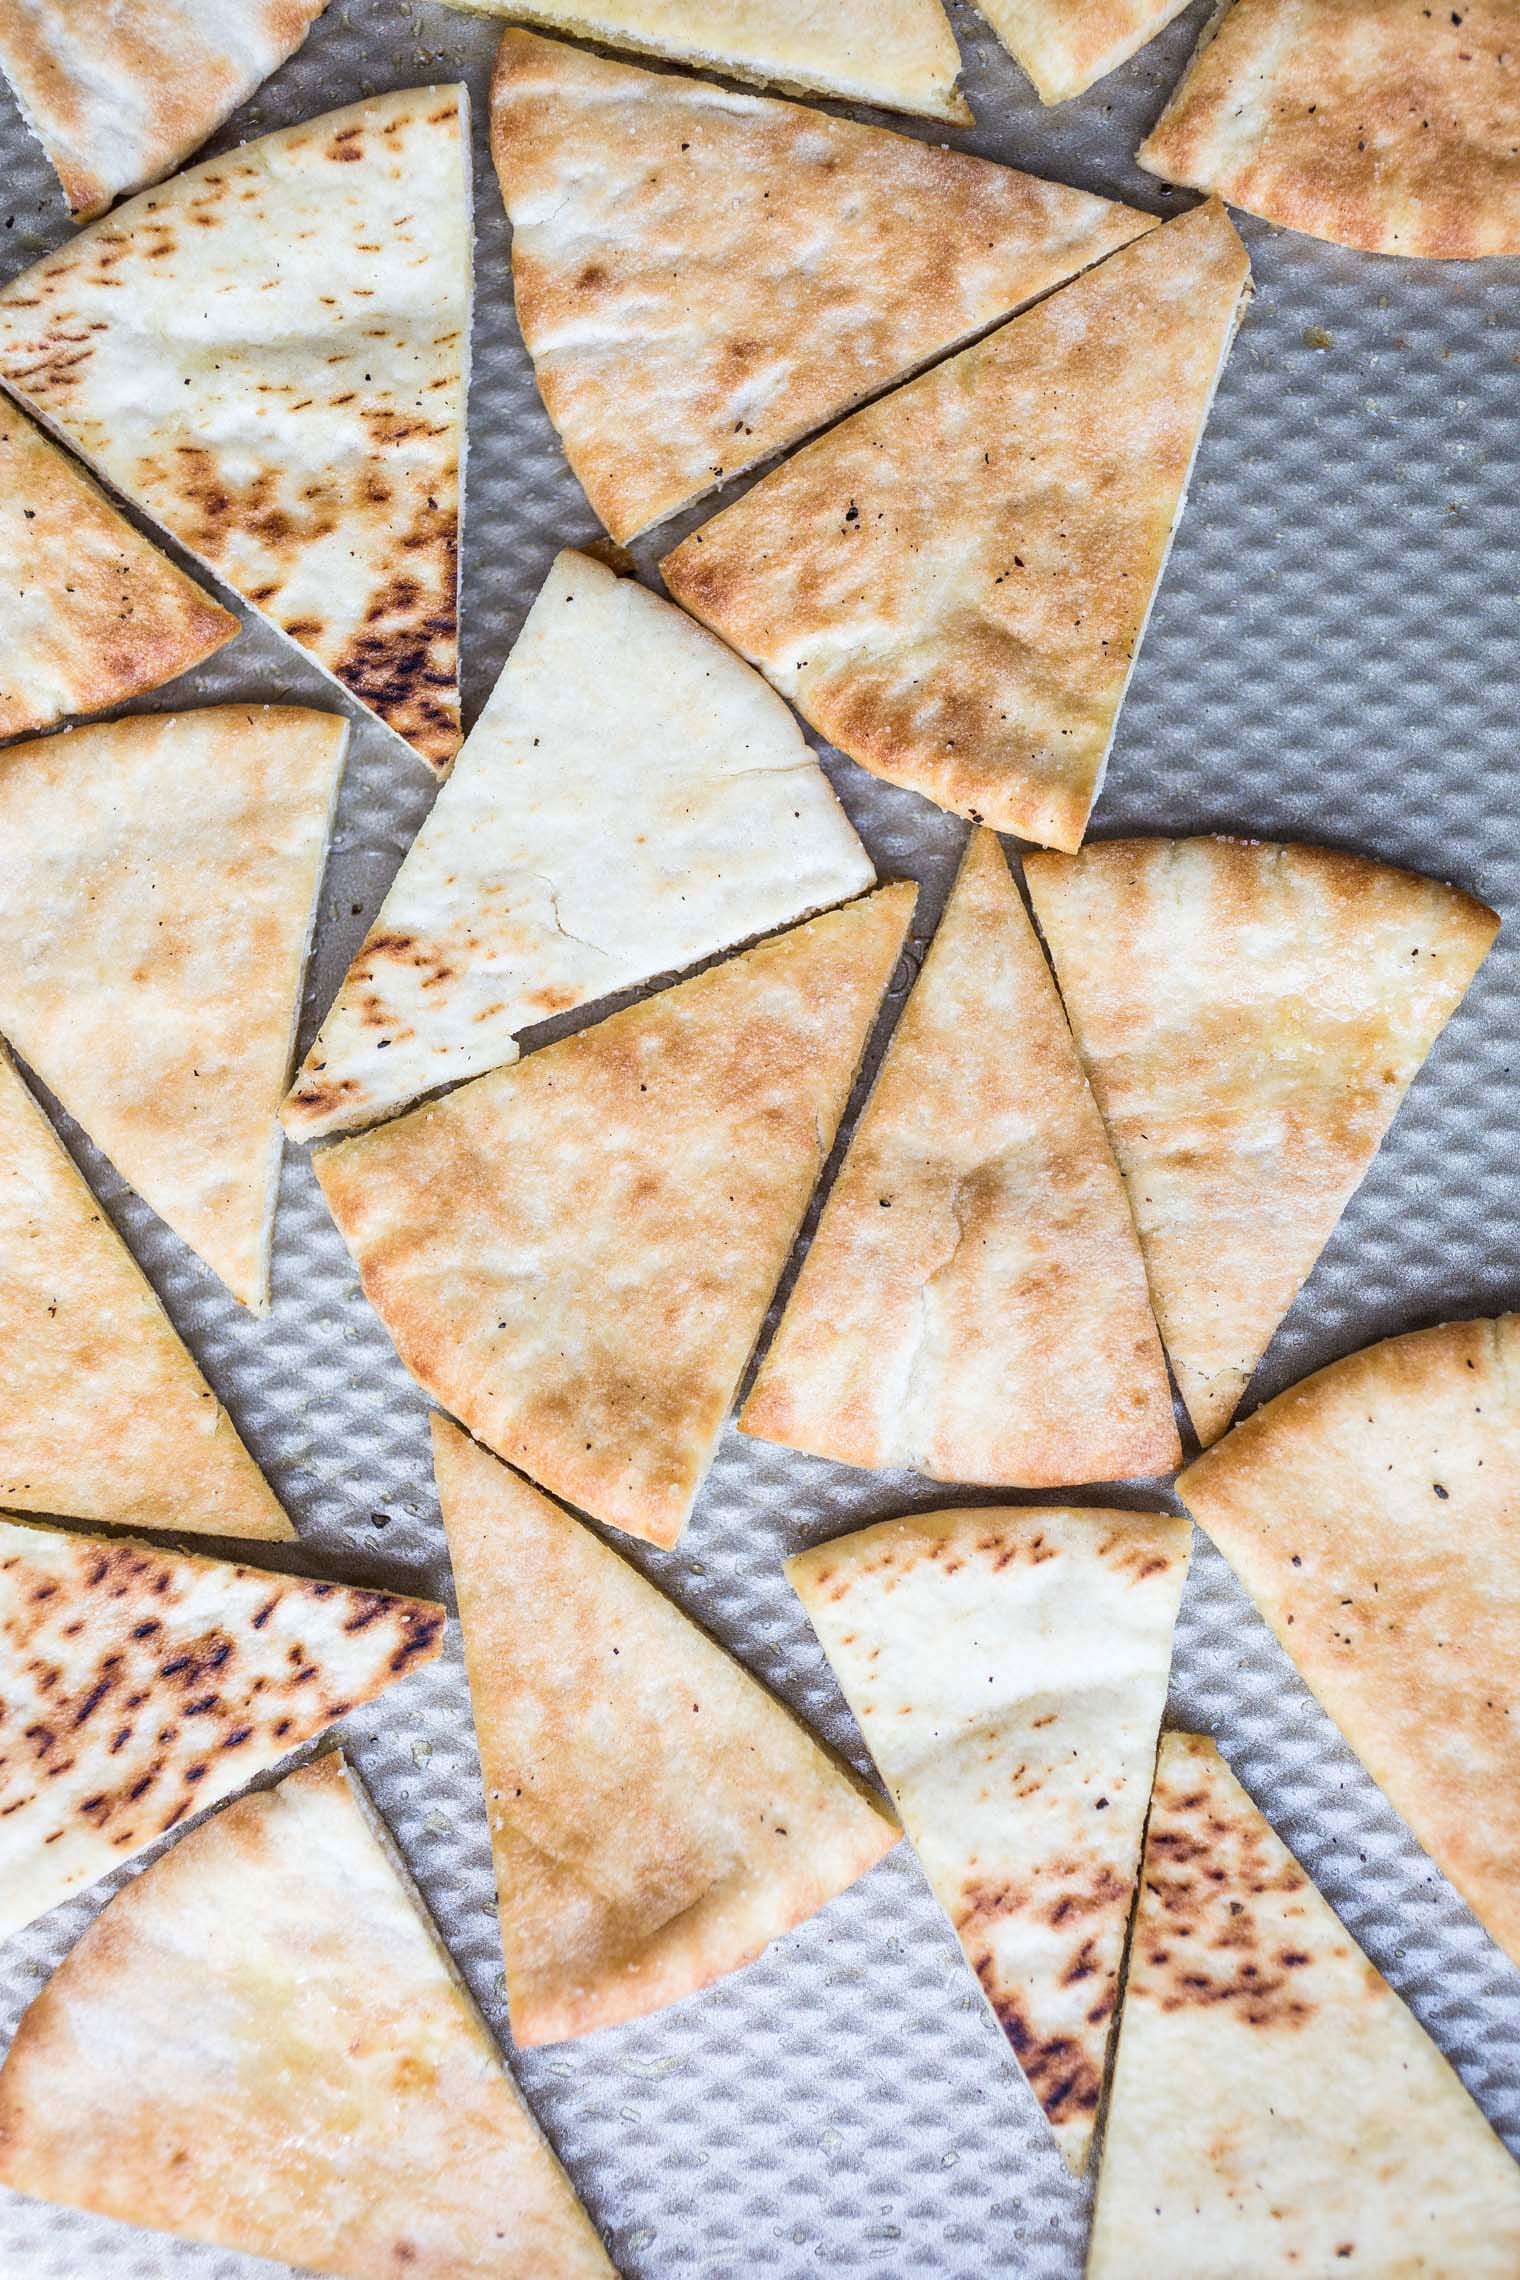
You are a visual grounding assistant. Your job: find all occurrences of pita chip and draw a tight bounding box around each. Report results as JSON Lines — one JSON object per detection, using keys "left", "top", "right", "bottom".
{"left": 0, "top": 706, "right": 349, "bottom": 1310}
{"left": 0, "top": 0, "right": 332, "bottom": 221}
{"left": 315, "top": 884, "right": 913, "bottom": 1547}
{"left": 1140, "top": 0, "right": 1520, "bottom": 259}
{"left": 284, "top": 549, "right": 873, "bottom": 1142}
{"left": 0, "top": 1755, "right": 615, "bottom": 2279}
{"left": 663, "top": 203, "right": 1250, "bottom": 851}
{"left": 788, "top": 1506, "right": 1188, "bottom": 2171}
{"left": 0, "top": 86, "right": 471, "bottom": 769}
{"left": 1024, "top": 837, "right": 1498, "bottom": 1444}
{"left": 1089, "top": 1733, "right": 1520, "bottom": 2276}
{"left": 1180, "top": 1316, "right": 1520, "bottom": 1973}
{"left": 743, "top": 832, "right": 1179, "bottom": 1485}
{"left": 492, "top": 34, "right": 1157, "bottom": 543}
{"left": 972, "top": 0, "right": 1193, "bottom": 104}
{"left": 434, "top": 1418, "right": 899, "bottom": 2043}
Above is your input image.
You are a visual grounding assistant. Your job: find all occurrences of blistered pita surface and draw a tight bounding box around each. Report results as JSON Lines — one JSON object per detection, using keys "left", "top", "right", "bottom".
{"left": 972, "top": 0, "right": 1192, "bottom": 103}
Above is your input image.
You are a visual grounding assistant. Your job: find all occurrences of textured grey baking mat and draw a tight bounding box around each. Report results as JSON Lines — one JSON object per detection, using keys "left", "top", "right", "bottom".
{"left": 3, "top": 1, "right": 1520, "bottom": 2273}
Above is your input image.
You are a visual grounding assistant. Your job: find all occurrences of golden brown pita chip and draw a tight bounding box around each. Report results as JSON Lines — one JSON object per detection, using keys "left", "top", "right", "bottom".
{"left": 972, "top": 0, "right": 1192, "bottom": 103}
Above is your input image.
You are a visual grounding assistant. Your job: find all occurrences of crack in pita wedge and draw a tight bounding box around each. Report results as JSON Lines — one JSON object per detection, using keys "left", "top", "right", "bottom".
{"left": 970, "top": 0, "right": 1193, "bottom": 104}
{"left": 0, "top": 0, "right": 333, "bottom": 221}
{"left": 0, "top": 85, "right": 471, "bottom": 769}
{"left": 491, "top": 34, "right": 1157, "bottom": 543}
{"left": 788, "top": 1506, "right": 1188, "bottom": 2172}
{"left": 742, "top": 832, "right": 1179, "bottom": 1484}
{"left": 0, "top": 1755, "right": 615, "bottom": 2278}
{"left": 0, "top": 706, "right": 350, "bottom": 1311}
{"left": 1140, "top": 0, "right": 1520, "bottom": 258}
{"left": 433, "top": 1418, "right": 899, "bottom": 2043}
{"left": 284, "top": 549, "right": 874, "bottom": 1142}
{"left": 662, "top": 203, "right": 1250, "bottom": 851}
{"left": 1089, "top": 1733, "right": 1520, "bottom": 2275}
{"left": 314, "top": 883, "right": 914, "bottom": 1546}
{"left": 1024, "top": 837, "right": 1498, "bottom": 1445}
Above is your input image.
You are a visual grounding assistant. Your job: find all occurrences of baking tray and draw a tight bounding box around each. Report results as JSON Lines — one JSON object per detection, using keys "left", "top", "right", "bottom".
{"left": 2, "top": 1, "right": 1519, "bottom": 2272}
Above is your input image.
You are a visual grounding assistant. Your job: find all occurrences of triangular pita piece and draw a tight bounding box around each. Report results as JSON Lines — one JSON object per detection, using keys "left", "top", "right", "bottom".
{"left": 0, "top": 1045, "right": 289, "bottom": 1542}
{"left": 315, "top": 884, "right": 914, "bottom": 1546}
{"left": 0, "top": 706, "right": 350, "bottom": 1310}
{"left": 1179, "top": 1316, "right": 1520, "bottom": 1973}
{"left": 663, "top": 203, "right": 1250, "bottom": 851}
{"left": 0, "top": 1514, "right": 444, "bottom": 1943}
{"left": 1089, "top": 1733, "right": 1520, "bottom": 2275}
{"left": 1024, "top": 838, "right": 1498, "bottom": 1444}
{"left": 434, "top": 1417, "right": 899, "bottom": 2043}
{"left": 1140, "top": 0, "right": 1520, "bottom": 259}
{"left": 0, "top": 1755, "right": 615, "bottom": 2278}
{"left": 0, "top": 86, "right": 471, "bottom": 769}
{"left": 742, "top": 832, "right": 1180, "bottom": 1484}
{"left": 492, "top": 34, "right": 1158, "bottom": 543}
{"left": 284, "top": 549, "right": 874, "bottom": 1142}
{"left": 788, "top": 1505, "right": 1188, "bottom": 2172}
{"left": 971, "top": 0, "right": 1193, "bottom": 105}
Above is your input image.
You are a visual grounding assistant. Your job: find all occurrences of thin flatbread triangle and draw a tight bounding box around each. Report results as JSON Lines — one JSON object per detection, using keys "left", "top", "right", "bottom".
{"left": 742, "top": 830, "right": 1179, "bottom": 1484}
{"left": 971, "top": 0, "right": 1193, "bottom": 104}
{"left": 1024, "top": 837, "right": 1498, "bottom": 1443}
{"left": 284, "top": 548, "right": 874, "bottom": 1142}
{"left": 1089, "top": 1733, "right": 1520, "bottom": 2275}
{"left": 434, "top": 1417, "right": 899, "bottom": 2042}
{"left": 789, "top": 1505, "right": 1188, "bottom": 2172}
{"left": 663, "top": 202, "right": 1250, "bottom": 852}
{"left": 492, "top": 32, "right": 1158, "bottom": 542}
{"left": 0, "top": 706, "right": 350, "bottom": 1310}
{"left": 0, "top": 85, "right": 471, "bottom": 770}
{"left": 0, "top": 1755, "right": 615, "bottom": 2279}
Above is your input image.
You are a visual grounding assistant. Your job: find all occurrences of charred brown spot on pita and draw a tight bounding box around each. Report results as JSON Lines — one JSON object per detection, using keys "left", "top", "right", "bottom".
{"left": 986, "top": 1979, "right": 1103, "bottom": 2122}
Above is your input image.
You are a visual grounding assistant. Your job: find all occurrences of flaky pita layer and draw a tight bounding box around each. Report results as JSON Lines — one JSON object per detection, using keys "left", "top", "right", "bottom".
{"left": 972, "top": 0, "right": 1192, "bottom": 103}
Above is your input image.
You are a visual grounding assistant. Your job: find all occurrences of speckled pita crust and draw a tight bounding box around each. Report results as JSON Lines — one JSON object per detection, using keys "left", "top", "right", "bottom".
{"left": 1024, "top": 837, "right": 1498, "bottom": 1444}
{"left": 0, "top": 1755, "right": 615, "bottom": 2278}
{"left": 662, "top": 203, "right": 1250, "bottom": 851}
{"left": 1089, "top": 1734, "right": 1520, "bottom": 2275}
{"left": 1140, "top": 0, "right": 1520, "bottom": 258}
{"left": 434, "top": 1419, "right": 899, "bottom": 2043}
{"left": 742, "top": 832, "right": 1179, "bottom": 1484}
{"left": 0, "top": 86, "right": 471, "bottom": 768}
{"left": 492, "top": 34, "right": 1156, "bottom": 543}
{"left": 971, "top": 0, "right": 1192, "bottom": 103}
{"left": 789, "top": 1507, "right": 1187, "bottom": 2171}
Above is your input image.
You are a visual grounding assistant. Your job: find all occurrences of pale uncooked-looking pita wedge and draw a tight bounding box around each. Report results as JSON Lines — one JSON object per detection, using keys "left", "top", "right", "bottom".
{"left": 284, "top": 550, "right": 873, "bottom": 1141}
{"left": 789, "top": 1506, "right": 1187, "bottom": 2171}
{"left": 434, "top": 1418, "right": 899, "bottom": 2042}
{"left": 0, "top": 1045, "right": 288, "bottom": 1542}
{"left": 1089, "top": 1734, "right": 1520, "bottom": 2275}
{"left": 663, "top": 203, "right": 1250, "bottom": 851}
{"left": 0, "top": 706, "right": 350, "bottom": 1310}
{"left": 1140, "top": 0, "right": 1520, "bottom": 258}
{"left": 0, "top": 1755, "right": 615, "bottom": 2278}
{"left": 743, "top": 832, "right": 1179, "bottom": 1484}
{"left": 0, "top": 0, "right": 332, "bottom": 220}
{"left": 1179, "top": 1316, "right": 1520, "bottom": 1973}
{"left": 492, "top": 34, "right": 1157, "bottom": 543}
{"left": 971, "top": 0, "right": 1192, "bottom": 103}
{"left": 0, "top": 87, "right": 470, "bottom": 769}
{"left": 0, "top": 1515, "right": 443, "bottom": 1943}
{"left": 1024, "top": 838, "right": 1498, "bottom": 1445}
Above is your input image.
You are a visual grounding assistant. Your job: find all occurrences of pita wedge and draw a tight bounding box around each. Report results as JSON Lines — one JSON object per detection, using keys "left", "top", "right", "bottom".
{"left": 663, "top": 203, "right": 1250, "bottom": 851}
{"left": 1140, "top": 0, "right": 1520, "bottom": 259}
{"left": 315, "top": 884, "right": 913, "bottom": 1546}
{"left": 1180, "top": 1316, "right": 1520, "bottom": 1972}
{"left": 0, "top": 706, "right": 349, "bottom": 1310}
{"left": 0, "top": 0, "right": 332, "bottom": 220}
{"left": 0, "top": 1756, "right": 615, "bottom": 2279}
{"left": 434, "top": 1418, "right": 899, "bottom": 2042}
{"left": 1024, "top": 838, "right": 1498, "bottom": 1445}
{"left": 742, "top": 832, "right": 1179, "bottom": 1485}
{"left": 493, "top": 34, "right": 1157, "bottom": 544}
{"left": 0, "top": 87, "right": 471, "bottom": 770}
{"left": 1089, "top": 1734, "right": 1520, "bottom": 2276}
{"left": 0, "top": 1045, "right": 288, "bottom": 1541}
{"left": 789, "top": 1506, "right": 1188, "bottom": 2171}
{"left": 972, "top": 0, "right": 1193, "bottom": 104}
{"left": 284, "top": 550, "right": 873, "bottom": 1142}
